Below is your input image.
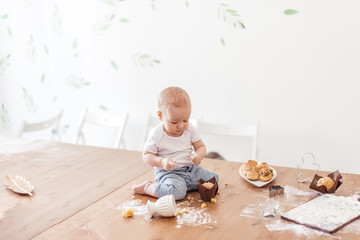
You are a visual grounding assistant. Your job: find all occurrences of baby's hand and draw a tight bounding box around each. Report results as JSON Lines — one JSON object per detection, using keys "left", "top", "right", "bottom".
{"left": 161, "top": 158, "right": 176, "bottom": 171}
{"left": 190, "top": 153, "right": 201, "bottom": 166}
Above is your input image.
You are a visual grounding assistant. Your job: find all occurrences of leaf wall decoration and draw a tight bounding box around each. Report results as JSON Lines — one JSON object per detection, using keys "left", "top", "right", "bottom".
{"left": 7, "top": 27, "right": 12, "bottom": 36}
{"left": 26, "top": 35, "right": 36, "bottom": 64}
{"left": 151, "top": 0, "right": 156, "bottom": 11}
{"left": 0, "top": 54, "right": 11, "bottom": 77}
{"left": 44, "top": 44, "right": 49, "bottom": 55}
{"left": 1, "top": 104, "right": 11, "bottom": 130}
{"left": 284, "top": 9, "right": 298, "bottom": 15}
{"left": 22, "top": 87, "right": 37, "bottom": 113}
{"left": 73, "top": 38, "right": 79, "bottom": 57}
{"left": 133, "top": 53, "right": 161, "bottom": 68}
{"left": 220, "top": 38, "right": 226, "bottom": 46}
{"left": 100, "top": 0, "right": 125, "bottom": 6}
{"left": 99, "top": 105, "right": 109, "bottom": 111}
{"left": 119, "top": 18, "right": 130, "bottom": 23}
{"left": 185, "top": 1, "right": 189, "bottom": 9}
{"left": 52, "top": 5, "right": 63, "bottom": 36}
{"left": 1, "top": 14, "right": 8, "bottom": 19}
{"left": 94, "top": 14, "right": 116, "bottom": 36}
{"left": 66, "top": 74, "right": 90, "bottom": 89}
{"left": 218, "top": 3, "right": 245, "bottom": 29}
{"left": 22, "top": 0, "right": 32, "bottom": 8}
{"left": 111, "top": 60, "right": 118, "bottom": 70}
{"left": 41, "top": 73, "right": 45, "bottom": 83}
{"left": 4, "top": 174, "right": 34, "bottom": 196}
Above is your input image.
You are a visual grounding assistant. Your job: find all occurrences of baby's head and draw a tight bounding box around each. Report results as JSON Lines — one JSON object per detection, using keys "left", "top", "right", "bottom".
{"left": 157, "top": 87, "right": 191, "bottom": 137}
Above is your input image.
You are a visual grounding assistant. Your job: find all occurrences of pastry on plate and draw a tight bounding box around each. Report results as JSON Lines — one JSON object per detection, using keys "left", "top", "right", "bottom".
{"left": 254, "top": 162, "right": 269, "bottom": 172}
{"left": 259, "top": 168, "right": 273, "bottom": 182}
{"left": 246, "top": 170, "right": 260, "bottom": 181}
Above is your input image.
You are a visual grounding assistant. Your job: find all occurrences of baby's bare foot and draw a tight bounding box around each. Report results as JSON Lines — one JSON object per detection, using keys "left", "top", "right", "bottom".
{"left": 132, "top": 180, "right": 153, "bottom": 195}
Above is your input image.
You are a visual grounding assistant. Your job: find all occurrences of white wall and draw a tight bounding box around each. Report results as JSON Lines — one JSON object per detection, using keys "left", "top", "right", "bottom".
{"left": 1, "top": 0, "right": 359, "bottom": 174}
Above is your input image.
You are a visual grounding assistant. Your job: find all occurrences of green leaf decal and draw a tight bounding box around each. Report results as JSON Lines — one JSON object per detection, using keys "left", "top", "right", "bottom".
{"left": 100, "top": 0, "right": 125, "bottom": 6}
{"left": 133, "top": 53, "right": 161, "bottom": 68}
{"left": 26, "top": 35, "right": 36, "bottom": 64}
{"left": 99, "top": 105, "right": 109, "bottom": 111}
{"left": 284, "top": 9, "right": 298, "bottom": 15}
{"left": 41, "top": 73, "right": 45, "bottom": 83}
{"left": 221, "top": 38, "right": 225, "bottom": 46}
{"left": 73, "top": 39, "right": 79, "bottom": 57}
{"left": 67, "top": 74, "right": 90, "bottom": 89}
{"left": 151, "top": 0, "right": 156, "bottom": 11}
{"left": 22, "top": 87, "right": 37, "bottom": 113}
{"left": 52, "top": 5, "right": 63, "bottom": 36}
{"left": 94, "top": 14, "right": 116, "bottom": 36}
{"left": 119, "top": 18, "right": 130, "bottom": 23}
{"left": 185, "top": 1, "right": 189, "bottom": 9}
{"left": 44, "top": 44, "right": 49, "bottom": 55}
{"left": 0, "top": 54, "right": 11, "bottom": 77}
{"left": 111, "top": 61, "right": 118, "bottom": 70}
{"left": 218, "top": 3, "right": 245, "bottom": 29}
{"left": 1, "top": 104, "right": 11, "bottom": 130}
{"left": 1, "top": 15, "right": 8, "bottom": 19}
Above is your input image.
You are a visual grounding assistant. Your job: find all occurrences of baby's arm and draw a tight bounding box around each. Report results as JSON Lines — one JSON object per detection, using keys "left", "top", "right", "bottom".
{"left": 142, "top": 151, "right": 176, "bottom": 171}
{"left": 190, "top": 139, "right": 206, "bottom": 165}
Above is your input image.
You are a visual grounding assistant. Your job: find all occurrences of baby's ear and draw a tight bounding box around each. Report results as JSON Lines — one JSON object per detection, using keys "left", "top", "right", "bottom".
{"left": 157, "top": 111, "right": 162, "bottom": 120}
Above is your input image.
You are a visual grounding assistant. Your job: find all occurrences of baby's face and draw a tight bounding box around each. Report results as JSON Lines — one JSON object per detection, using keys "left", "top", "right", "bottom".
{"left": 160, "top": 104, "right": 191, "bottom": 137}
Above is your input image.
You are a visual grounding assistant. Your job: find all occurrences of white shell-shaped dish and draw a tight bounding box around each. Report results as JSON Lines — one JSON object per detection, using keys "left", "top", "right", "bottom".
{"left": 4, "top": 174, "right": 34, "bottom": 196}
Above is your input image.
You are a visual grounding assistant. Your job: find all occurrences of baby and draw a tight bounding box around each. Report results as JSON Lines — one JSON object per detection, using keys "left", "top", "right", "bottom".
{"left": 132, "top": 86, "right": 219, "bottom": 200}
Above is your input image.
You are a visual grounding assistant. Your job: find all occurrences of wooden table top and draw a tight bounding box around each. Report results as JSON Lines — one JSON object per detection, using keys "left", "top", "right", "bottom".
{"left": 1, "top": 136, "right": 360, "bottom": 240}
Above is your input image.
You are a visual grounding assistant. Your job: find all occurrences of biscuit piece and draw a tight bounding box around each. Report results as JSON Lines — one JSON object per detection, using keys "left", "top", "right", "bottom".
{"left": 122, "top": 208, "right": 134, "bottom": 218}
{"left": 202, "top": 182, "right": 215, "bottom": 189}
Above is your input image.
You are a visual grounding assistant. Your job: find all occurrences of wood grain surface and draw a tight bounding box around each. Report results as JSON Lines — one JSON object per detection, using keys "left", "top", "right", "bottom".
{"left": 31, "top": 157, "right": 360, "bottom": 240}
{"left": 0, "top": 137, "right": 151, "bottom": 240}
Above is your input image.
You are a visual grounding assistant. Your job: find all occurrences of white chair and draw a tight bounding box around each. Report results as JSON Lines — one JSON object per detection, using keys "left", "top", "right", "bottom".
{"left": 74, "top": 108, "right": 128, "bottom": 149}
{"left": 195, "top": 119, "right": 259, "bottom": 162}
{"left": 18, "top": 110, "right": 64, "bottom": 141}
{"left": 141, "top": 112, "right": 160, "bottom": 147}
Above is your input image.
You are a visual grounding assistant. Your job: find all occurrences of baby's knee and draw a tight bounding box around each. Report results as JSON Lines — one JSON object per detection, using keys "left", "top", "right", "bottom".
{"left": 157, "top": 184, "right": 186, "bottom": 200}
{"left": 168, "top": 185, "right": 186, "bottom": 200}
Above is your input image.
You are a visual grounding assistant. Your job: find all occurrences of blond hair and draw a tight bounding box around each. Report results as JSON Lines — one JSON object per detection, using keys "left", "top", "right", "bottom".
{"left": 158, "top": 87, "right": 191, "bottom": 112}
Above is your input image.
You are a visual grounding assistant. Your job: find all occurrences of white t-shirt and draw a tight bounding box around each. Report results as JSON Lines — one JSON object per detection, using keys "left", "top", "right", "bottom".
{"left": 143, "top": 122, "right": 201, "bottom": 170}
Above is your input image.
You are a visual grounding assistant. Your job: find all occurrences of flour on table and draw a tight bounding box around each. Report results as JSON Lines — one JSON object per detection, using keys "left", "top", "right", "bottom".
{"left": 281, "top": 194, "right": 360, "bottom": 233}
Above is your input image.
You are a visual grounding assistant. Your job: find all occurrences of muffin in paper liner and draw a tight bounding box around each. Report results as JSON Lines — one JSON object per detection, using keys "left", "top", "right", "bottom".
{"left": 309, "top": 170, "right": 343, "bottom": 193}
{"left": 197, "top": 177, "right": 218, "bottom": 201}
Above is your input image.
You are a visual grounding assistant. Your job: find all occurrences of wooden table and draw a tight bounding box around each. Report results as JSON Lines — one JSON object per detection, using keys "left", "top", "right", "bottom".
{"left": 1, "top": 136, "right": 360, "bottom": 240}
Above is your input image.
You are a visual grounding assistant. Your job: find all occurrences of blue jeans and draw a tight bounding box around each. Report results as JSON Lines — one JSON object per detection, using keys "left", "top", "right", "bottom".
{"left": 155, "top": 165, "right": 219, "bottom": 200}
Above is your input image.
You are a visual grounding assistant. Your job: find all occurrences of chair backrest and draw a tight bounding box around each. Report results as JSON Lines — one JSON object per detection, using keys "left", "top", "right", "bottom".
{"left": 196, "top": 119, "right": 259, "bottom": 162}
{"left": 18, "top": 110, "right": 64, "bottom": 141}
{"left": 74, "top": 108, "right": 128, "bottom": 149}
{"left": 141, "top": 112, "right": 161, "bottom": 147}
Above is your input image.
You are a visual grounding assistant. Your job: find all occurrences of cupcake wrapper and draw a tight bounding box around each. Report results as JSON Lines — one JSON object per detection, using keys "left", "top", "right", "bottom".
{"left": 309, "top": 170, "right": 343, "bottom": 193}
{"left": 198, "top": 176, "right": 218, "bottom": 201}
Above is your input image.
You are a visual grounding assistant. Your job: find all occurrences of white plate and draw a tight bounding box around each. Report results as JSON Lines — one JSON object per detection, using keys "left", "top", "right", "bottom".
{"left": 239, "top": 166, "right": 277, "bottom": 187}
